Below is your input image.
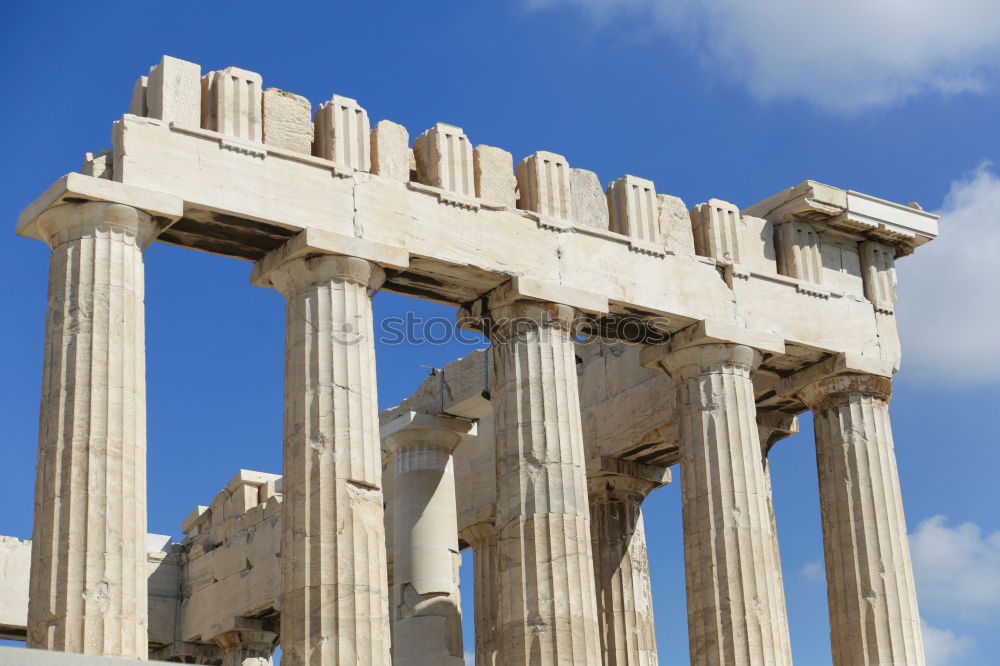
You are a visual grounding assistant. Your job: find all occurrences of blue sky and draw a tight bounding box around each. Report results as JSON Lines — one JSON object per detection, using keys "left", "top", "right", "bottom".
{"left": 2, "top": 2, "right": 999, "bottom": 664}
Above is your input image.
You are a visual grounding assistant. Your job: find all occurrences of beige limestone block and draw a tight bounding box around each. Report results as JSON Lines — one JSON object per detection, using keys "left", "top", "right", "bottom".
{"left": 262, "top": 88, "right": 312, "bottom": 154}
{"left": 27, "top": 201, "right": 157, "bottom": 658}
{"left": 570, "top": 168, "right": 609, "bottom": 230}
{"left": 269, "top": 254, "right": 391, "bottom": 666}
{"left": 588, "top": 459, "right": 668, "bottom": 666}
{"left": 651, "top": 343, "right": 792, "bottom": 666}
{"left": 371, "top": 120, "right": 410, "bottom": 184}
{"left": 81, "top": 150, "right": 113, "bottom": 180}
{"left": 690, "top": 198, "right": 745, "bottom": 264}
{"left": 414, "top": 123, "right": 475, "bottom": 197}
{"left": 0, "top": 537, "right": 31, "bottom": 638}
{"left": 486, "top": 295, "right": 601, "bottom": 666}
{"left": 129, "top": 76, "right": 148, "bottom": 116}
{"left": 739, "top": 215, "right": 778, "bottom": 275}
{"left": 775, "top": 220, "right": 823, "bottom": 283}
{"left": 516, "top": 151, "right": 572, "bottom": 220}
{"left": 860, "top": 240, "right": 897, "bottom": 312}
{"left": 460, "top": 523, "right": 499, "bottom": 666}
{"left": 656, "top": 194, "right": 695, "bottom": 255}
{"left": 608, "top": 175, "right": 658, "bottom": 244}
{"left": 202, "top": 67, "right": 264, "bottom": 142}
{"left": 383, "top": 413, "right": 471, "bottom": 666}
{"left": 146, "top": 55, "right": 201, "bottom": 128}
{"left": 314, "top": 95, "right": 371, "bottom": 171}
{"left": 799, "top": 374, "right": 925, "bottom": 666}
{"left": 474, "top": 145, "right": 517, "bottom": 208}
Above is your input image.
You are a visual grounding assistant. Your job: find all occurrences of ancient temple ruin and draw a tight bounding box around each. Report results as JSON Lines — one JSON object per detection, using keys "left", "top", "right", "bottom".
{"left": 0, "top": 55, "right": 938, "bottom": 665}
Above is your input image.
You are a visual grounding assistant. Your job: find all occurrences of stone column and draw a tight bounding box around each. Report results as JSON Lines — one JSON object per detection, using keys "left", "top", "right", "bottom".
{"left": 799, "top": 374, "right": 925, "bottom": 666}
{"left": 757, "top": 412, "right": 799, "bottom": 666}
{"left": 460, "top": 522, "right": 499, "bottom": 666}
{"left": 213, "top": 624, "right": 278, "bottom": 666}
{"left": 484, "top": 292, "right": 602, "bottom": 666}
{"left": 646, "top": 342, "right": 792, "bottom": 666}
{"left": 270, "top": 254, "right": 392, "bottom": 666}
{"left": 382, "top": 412, "right": 472, "bottom": 666}
{"left": 27, "top": 201, "right": 156, "bottom": 658}
{"left": 587, "top": 458, "right": 669, "bottom": 666}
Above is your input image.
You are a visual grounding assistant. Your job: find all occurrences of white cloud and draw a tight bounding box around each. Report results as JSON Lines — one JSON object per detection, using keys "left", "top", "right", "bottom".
{"left": 465, "top": 651, "right": 475, "bottom": 666}
{"left": 895, "top": 163, "right": 1000, "bottom": 384}
{"left": 922, "top": 621, "right": 974, "bottom": 666}
{"left": 910, "top": 515, "right": 1000, "bottom": 619}
{"left": 799, "top": 559, "right": 823, "bottom": 582}
{"left": 525, "top": 0, "right": 1000, "bottom": 112}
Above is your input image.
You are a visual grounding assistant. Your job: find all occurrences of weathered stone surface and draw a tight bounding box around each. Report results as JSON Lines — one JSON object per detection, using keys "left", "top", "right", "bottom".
{"left": 516, "top": 151, "right": 572, "bottom": 220}
{"left": 474, "top": 144, "right": 517, "bottom": 208}
{"left": 28, "top": 202, "right": 156, "bottom": 659}
{"left": 690, "top": 198, "right": 745, "bottom": 263}
{"left": 656, "top": 194, "right": 695, "bottom": 254}
{"left": 608, "top": 175, "right": 658, "bottom": 243}
{"left": 178, "top": 471, "right": 281, "bottom": 645}
{"left": 213, "top": 623, "right": 277, "bottom": 666}
{"left": 128, "top": 76, "right": 147, "bottom": 116}
{"left": 262, "top": 88, "right": 312, "bottom": 154}
{"left": 202, "top": 67, "right": 263, "bottom": 142}
{"left": 414, "top": 123, "right": 475, "bottom": 197}
{"left": 740, "top": 214, "right": 777, "bottom": 274}
{"left": 651, "top": 343, "right": 792, "bottom": 666}
{"left": 383, "top": 413, "right": 471, "bottom": 666}
{"left": 460, "top": 522, "right": 498, "bottom": 666}
{"left": 103, "top": 108, "right": 931, "bottom": 365}
{"left": 588, "top": 460, "right": 668, "bottom": 666}
{"left": 81, "top": 150, "right": 113, "bottom": 180}
{"left": 487, "top": 295, "right": 601, "bottom": 666}
{"left": 776, "top": 219, "right": 823, "bottom": 283}
{"left": 370, "top": 119, "right": 410, "bottom": 183}
{"left": 0, "top": 537, "right": 30, "bottom": 640}
{"left": 861, "top": 239, "right": 897, "bottom": 312}
{"left": 269, "top": 254, "right": 391, "bottom": 666}
{"left": 799, "top": 374, "right": 925, "bottom": 666}
{"left": 146, "top": 55, "right": 201, "bottom": 127}
{"left": 570, "top": 168, "right": 609, "bottom": 230}
{"left": 314, "top": 95, "right": 371, "bottom": 171}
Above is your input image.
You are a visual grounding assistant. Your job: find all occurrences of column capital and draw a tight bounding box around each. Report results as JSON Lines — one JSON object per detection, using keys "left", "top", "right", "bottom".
{"left": 35, "top": 200, "right": 159, "bottom": 249}
{"left": 459, "top": 521, "right": 496, "bottom": 549}
{"left": 798, "top": 372, "right": 892, "bottom": 409}
{"left": 268, "top": 253, "right": 386, "bottom": 299}
{"left": 651, "top": 342, "right": 763, "bottom": 381}
{"left": 640, "top": 319, "right": 784, "bottom": 374}
{"left": 18, "top": 172, "right": 183, "bottom": 244}
{"left": 457, "top": 276, "right": 608, "bottom": 336}
{"left": 757, "top": 410, "right": 799, "bottom": 456}
{"left": 212, "top": 624, "right": 278, "bottom": 662}
{"left": 587, "top": 457, "right": 671, "bottom": 500}
{"left": 250, "top": 227, "right": 408, "bottom": 290}
{"left": 380, "top": 410, "right": 477, "bottom": 456}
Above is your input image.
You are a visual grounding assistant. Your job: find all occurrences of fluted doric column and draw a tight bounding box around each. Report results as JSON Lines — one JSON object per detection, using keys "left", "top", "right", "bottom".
{"left": 213, "top": 625, "right": 278, "bottom": 666}
{"left": 799, "top": 374, "right": 924, "bottom": 666}
{"left": 383, "top": 412, "right": 472, "bottom": 666}
{"left": 757, "top": 412, "right": 799, "bottom": 666}
{"left": 646, "top": 342, "right": 792, "bottom": 666}
{"left": 460, "top": 522, "right": 499, "bottom": 666}
{"left": 588, "top": 458, "right": 669, "bottom": 666}
{"left": 27, "top": 201, "right": 157, "bottom": 657}
{"left": 269, "top": 253, "right": 391, "bottom": 666}
{"left": 483, "top": 291, "right": 602, "bottom": 666}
